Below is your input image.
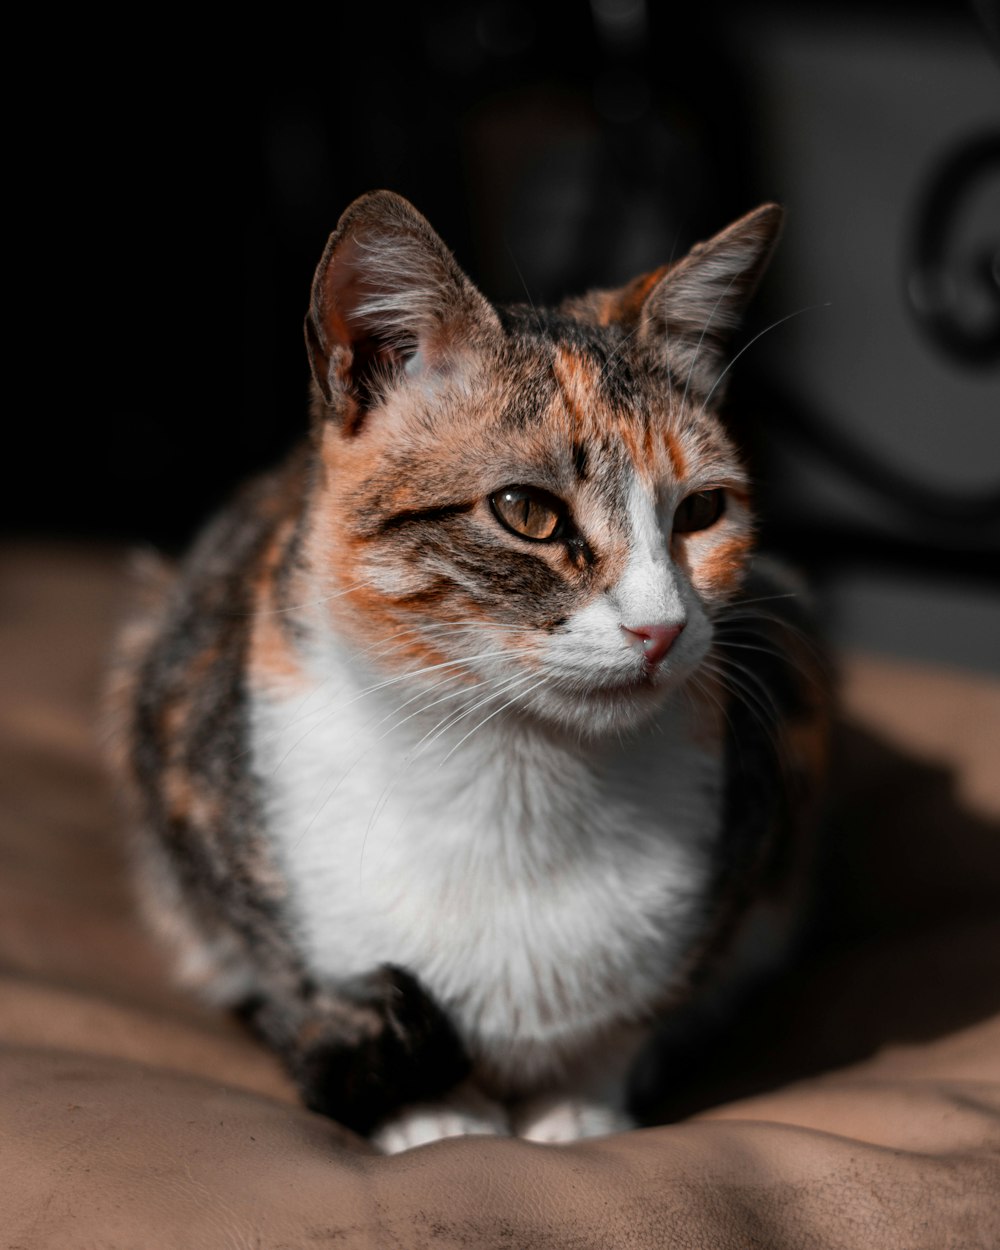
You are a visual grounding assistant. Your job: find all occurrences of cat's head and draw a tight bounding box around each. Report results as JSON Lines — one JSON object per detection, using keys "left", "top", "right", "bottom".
{"left": 303, "top": 191, "right": 781, "bottom": 736}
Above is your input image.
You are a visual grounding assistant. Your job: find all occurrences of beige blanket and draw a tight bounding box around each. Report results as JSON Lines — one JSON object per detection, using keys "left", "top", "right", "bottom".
{"left": 2, "top": 544, "right": 998, "bottom": 1247}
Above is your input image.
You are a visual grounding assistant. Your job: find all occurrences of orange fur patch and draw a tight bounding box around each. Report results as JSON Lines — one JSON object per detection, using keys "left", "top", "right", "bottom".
{"left": 162, "top": 765, "right": 221, "bottom": 830}
{"left": 595, "top": 265, "right": 671, "bottom": 326}
{"left": 554, "top": 347, "right": 661, "bottom": 483}
{"left": 249, "top": 520, "right": 308, "bottom": 689}
{"left": 163, "top": 644, "right": 219, "bottom": 738}
{"left": 664, "top": 428, "right": 687, "bottom": 481}
{"left": 251, "top": 610, "right": 305, "bottom": 686}
{"left": 551, "top": 347, "right": 592, "bottom": 427}
{"left": 692, "top": 534, "right": 753, "bottom": 599}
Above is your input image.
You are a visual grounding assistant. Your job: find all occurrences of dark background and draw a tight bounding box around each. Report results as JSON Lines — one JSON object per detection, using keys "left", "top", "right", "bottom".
{"left": 10, "top": 0, "right": 999, "bottom": 670}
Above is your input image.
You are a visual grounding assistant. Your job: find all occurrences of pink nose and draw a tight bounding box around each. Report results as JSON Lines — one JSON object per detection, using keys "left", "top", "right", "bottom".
{"left": 621, "top": 621, "right": 685, "bottom": 667}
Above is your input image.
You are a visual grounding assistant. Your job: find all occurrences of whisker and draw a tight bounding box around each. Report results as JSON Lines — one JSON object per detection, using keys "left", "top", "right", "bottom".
{"left": 716, "top": 608, "right": 829, "bottom": 666}
{"left": 716, "top": 591, "right": 800, "bottom": 612}
{"left": 418, "top": 670, "right": 541, "bottom": 758}
{"left": 267, "top": 644, "right": 538, "bottom": 776}
{"left": 243, "top": 616, "right": 541, "bottom": 765}
{"left": 437, "top": 675, "right": 548, "bottom": 767}
{"left": 230, "top": 623, "right": 440, "bottom": 761}
{"left": 697, "top": 302, "right": 832, "bottom": 418}
{"left": 701, "top": 655, "right": 791, "bottom": 778}
{"left": 713, "top": 639, "right": 826, "bottom": 698}
{"left": 596, "top": 322, "right": 643, "bottom": 384}
{"left": 688, "top": 670, "right": 748, "bottom": 772}
{"left": 415, "top": 620, "right": 539, "bottom": 636}
{"left": 687, "top": 669, "right": 738, "bottom": 739}
{"left": 705, "top": 652, "right": 781, "bottom": 725}
{"left": 505, "top": 240, "right": 546, "bottom": 339}
{"left": 718, "top": 654, "right": 783, "bottom": 723}
{"left": 713, "top": 637, "right": 802, "bottom": 665}
{"left": 357, "top": 671, "right": 541, "bottom": 876}
{"left": 294, "top": 676, "right": 488, "bottom": 850}
{"left": 230, "top": 579, "right": 378, "bottom": 618}
{"left": 271, "top": 670, "right": 453, "bottom": 779}
{"left": 371, "top": 673, "right": 550, "bottom": 871}
{"left": 679, "top": 273, "right": 740, "bottom": 414}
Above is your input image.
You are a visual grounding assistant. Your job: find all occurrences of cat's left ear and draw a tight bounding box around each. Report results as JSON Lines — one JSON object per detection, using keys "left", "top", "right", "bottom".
{"left": 305, "top": 191, "right": 501, "bottom": 430}
{"left": 633, "top": 204, "right": 783, "bottom": 403}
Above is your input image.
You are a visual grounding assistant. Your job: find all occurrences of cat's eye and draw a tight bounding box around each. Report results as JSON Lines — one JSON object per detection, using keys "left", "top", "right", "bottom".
{"left": 490, "top": 485, "right": 566, "bottom": 542}
{"left": 673, "top": 489, "right": 726, "bottom": 534}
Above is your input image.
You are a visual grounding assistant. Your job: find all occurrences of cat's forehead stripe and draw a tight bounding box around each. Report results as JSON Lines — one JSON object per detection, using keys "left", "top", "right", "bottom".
{"left": 552, "top": 345, "right": 692, "bottom": 487}
{"left": 664, "top": 429, "right": 687, "bottom": 482}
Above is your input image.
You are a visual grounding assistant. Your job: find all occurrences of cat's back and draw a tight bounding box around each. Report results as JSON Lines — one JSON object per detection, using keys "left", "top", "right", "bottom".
{"left": 107, "top": 450, "right": 316, "bottom": 986}
{"left": 114, "top": 449, "right": 310, "bottom": 732}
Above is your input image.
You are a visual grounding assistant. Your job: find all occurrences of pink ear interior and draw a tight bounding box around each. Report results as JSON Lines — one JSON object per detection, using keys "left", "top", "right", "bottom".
{"left": 318, "top": 233, "right": 413, "bottom": 410}
{"left": 305, "top": 192, "right": 500, "bottom": 425}
{"left": 634, "top": 203, "right": 784, "bottom": 401}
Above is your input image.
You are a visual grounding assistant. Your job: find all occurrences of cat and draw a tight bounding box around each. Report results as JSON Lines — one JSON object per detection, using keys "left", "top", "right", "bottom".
{"left": 109, "top": 190, "right": 829, "bottom": 1152}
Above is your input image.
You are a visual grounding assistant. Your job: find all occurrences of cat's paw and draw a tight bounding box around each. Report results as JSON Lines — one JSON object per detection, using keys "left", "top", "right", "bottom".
{"left": 371, "top": 1084, "right": 510, "bottom": 1154}
{"left": 513, "top": 1095, "right": 634, "bottom": 1144}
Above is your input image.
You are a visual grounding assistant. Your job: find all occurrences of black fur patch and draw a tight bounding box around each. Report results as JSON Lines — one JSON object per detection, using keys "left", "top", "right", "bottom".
{"left": 280, "top": 966, "right": 471, "bottom": 1136}
{"left": 375, "top": 502, "right": 475, "bottom": 535}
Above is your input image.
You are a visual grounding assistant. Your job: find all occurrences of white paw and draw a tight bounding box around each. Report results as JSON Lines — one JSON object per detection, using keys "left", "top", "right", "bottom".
{"left": 514, "top": 1096, "right": 634, "bottom": 1144}
{"left": 371, "top": 1084, "right": 510, "bottom": 1154}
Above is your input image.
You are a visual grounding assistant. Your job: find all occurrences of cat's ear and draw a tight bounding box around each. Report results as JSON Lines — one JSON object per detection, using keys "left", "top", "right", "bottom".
{"left": 633, "top": 204, "right": 783, "bottom": 403}
{"left": 305, "top": 191, "right": 500, "bottom": 428}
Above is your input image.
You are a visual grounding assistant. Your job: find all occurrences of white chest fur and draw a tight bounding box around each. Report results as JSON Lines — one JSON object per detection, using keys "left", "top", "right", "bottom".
{"left": 251, "top": 655, "right": 724, "bottom": 1087}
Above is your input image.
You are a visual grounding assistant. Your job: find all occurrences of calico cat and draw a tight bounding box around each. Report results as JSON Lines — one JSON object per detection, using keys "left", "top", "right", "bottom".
{"left": 110, "top": 190, "right": 829, "bottom": 1152}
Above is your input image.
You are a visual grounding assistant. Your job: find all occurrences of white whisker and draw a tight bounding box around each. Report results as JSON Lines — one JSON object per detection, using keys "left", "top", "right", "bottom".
{"left": 679, "top": 272, "right": 740, "bottom": 414}
{"left": 233, "top": 579, "right": 378, "bottom": 617}
{"left": 437, "top": 675, "right": 548, "bottom": 767}
{"left": 597, "top": 322, "right": 643, "bottom": 383}
{"left": 697, "top": 302, "right": 831, "bottom": 418}
{"left": 270, "top": 644, "right": 539, "bottom": 776}
{"left": 295, "top": 676, "right": 490, "bottom": 851}
{"left": 701, "top": 654, "right": 791, "bottom": 780}
{"left": 357, "top": 670, "right": 542, "bottom": 877}
{"left": 717, "top": 607, "right": 829, "bottom": 665}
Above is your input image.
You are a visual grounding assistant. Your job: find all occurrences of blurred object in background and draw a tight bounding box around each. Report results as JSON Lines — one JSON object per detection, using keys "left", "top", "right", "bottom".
{"left": 7, "top": 0, "right": 997, "bottom": 674}
{"left": 733, "top": 7, "right": 999, "bottom": 673}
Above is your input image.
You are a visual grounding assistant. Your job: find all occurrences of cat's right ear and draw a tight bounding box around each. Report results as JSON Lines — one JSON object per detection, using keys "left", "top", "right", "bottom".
{"left": 305, "top": 191, "right": 500, "bottom": 430}
{"left": 591, "top": 204, "right": 783, "bottom": 405}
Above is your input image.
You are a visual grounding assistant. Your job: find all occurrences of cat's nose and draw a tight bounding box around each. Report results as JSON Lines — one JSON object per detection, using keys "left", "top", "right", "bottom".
{"left": 620, "top": 621, "right": 685, "bottom": 666}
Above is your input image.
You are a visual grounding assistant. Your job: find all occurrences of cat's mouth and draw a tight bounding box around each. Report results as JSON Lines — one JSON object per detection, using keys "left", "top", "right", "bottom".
{"left": 578, "top": 672, "right": 659, "bottom": 701}
{"left": 534, "top": 669, "right": 670, "bottom": 735}
{"left": 594, "top": 680, "right": 654, "bottom": 699}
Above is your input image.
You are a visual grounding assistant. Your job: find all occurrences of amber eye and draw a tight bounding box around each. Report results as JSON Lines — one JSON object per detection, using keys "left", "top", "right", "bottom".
{"left": 673, "top": 489, "right": 726, "bottom": 534}
{"left": 490, "top": 485, "right": 566, "bottom": 541}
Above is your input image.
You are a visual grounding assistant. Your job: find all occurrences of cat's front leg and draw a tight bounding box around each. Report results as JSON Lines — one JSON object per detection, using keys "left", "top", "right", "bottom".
{"left": 511, "top": 1023, "right": 649, "bottom": 1144}
{"left": 512, "top": 1094, "right": 634, "bottom": 1143}
{"left": 371, "top": 1081, "right": 511, "bottom": 1154}
{"left": 244, "top": 963, "right": 472, "bottom": 1139}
